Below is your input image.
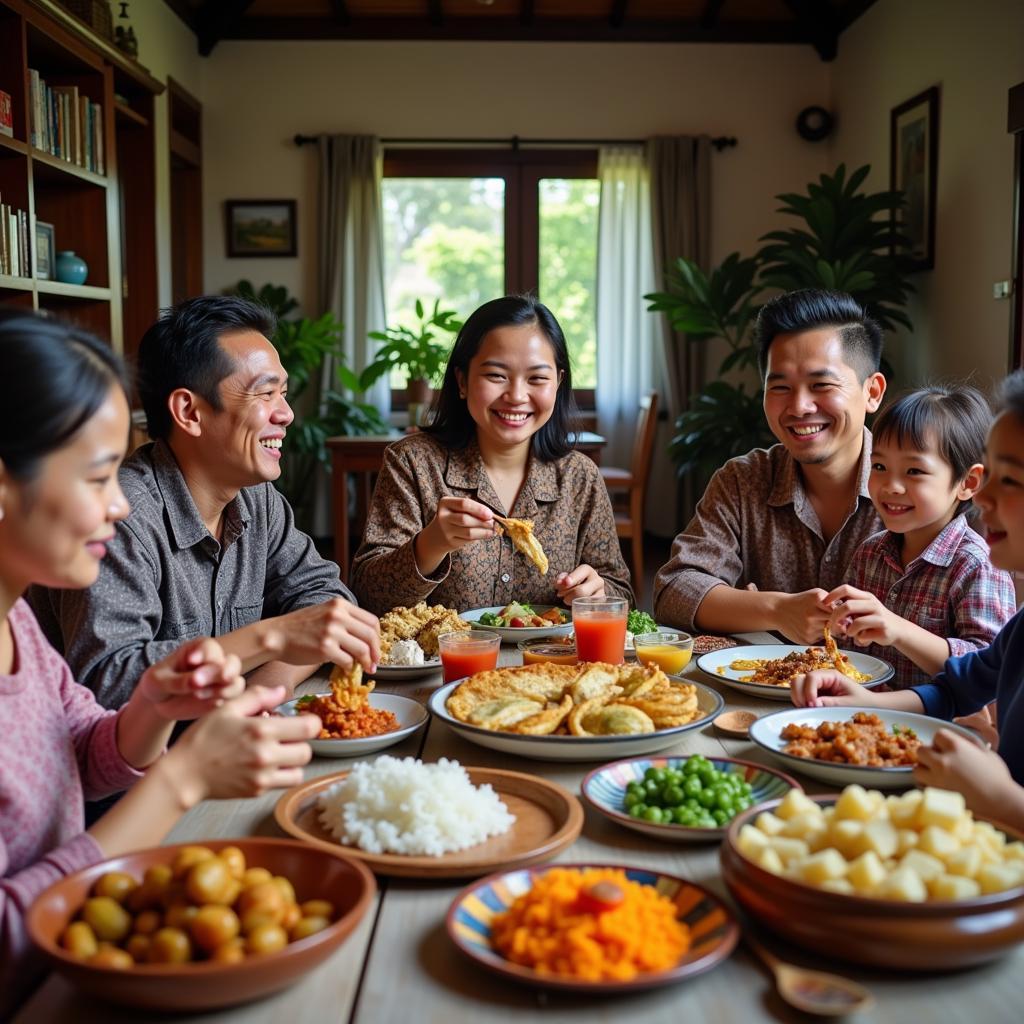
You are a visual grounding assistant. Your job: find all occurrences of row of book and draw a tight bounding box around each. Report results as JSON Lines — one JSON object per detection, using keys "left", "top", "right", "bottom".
{"left": 0, "top": 198, "right": 30, "bottom": 277}
{"left": 28, "top": 69, "right": 105, "bottom": 174}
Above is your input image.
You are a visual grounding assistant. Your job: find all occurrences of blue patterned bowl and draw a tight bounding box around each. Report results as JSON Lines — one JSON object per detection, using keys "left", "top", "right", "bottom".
{"left": 447, "top": 862, "right": 738, "bottom": 992}
{"left": 581, "top": 755, "right": 800, "bottom": 842}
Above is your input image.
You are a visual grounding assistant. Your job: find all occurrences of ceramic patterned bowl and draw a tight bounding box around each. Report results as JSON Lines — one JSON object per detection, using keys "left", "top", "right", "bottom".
{"left": 581, "top": 755, "right": 800, "bottom": 842}
{"left": 447, "top": 862, "right": 738, "bottom": 992}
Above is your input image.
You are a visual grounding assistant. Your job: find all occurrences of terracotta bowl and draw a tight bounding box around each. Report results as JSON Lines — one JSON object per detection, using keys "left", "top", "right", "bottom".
{"left": 720, "top": 795, "right": 1024, "bottom": 970}
{"left": 27, "top": 837, "right": 376, "bottom": 1012}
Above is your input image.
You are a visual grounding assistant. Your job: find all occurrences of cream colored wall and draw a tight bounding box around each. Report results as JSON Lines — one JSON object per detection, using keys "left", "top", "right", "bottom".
{"left": 197, "top": 40, "right": 830, "bottom": 312}
{"left": 829, "top": 0, "right": 1024, "bottom": 392}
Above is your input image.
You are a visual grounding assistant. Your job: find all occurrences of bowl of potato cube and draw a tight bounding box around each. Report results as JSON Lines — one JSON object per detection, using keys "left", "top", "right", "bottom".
{"left": 720, "top": 786, "right": 1024, "bottom": 969}
{"left": 26, "top": 838, "right": 376, "bottom": 1011}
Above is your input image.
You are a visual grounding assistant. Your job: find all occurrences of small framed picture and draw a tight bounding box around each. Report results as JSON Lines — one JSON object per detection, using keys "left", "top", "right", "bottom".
{"left": 890, "top": 86, "right": 939, "bottom": 270}
{"left": 225, "top": 199, "right": 297, "bottom": 258}
{"left": 35, "top": 220, "right": 55, "bottom": 280}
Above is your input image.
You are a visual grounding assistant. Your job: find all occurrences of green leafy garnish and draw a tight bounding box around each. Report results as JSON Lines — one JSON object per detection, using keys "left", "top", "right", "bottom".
{"left": 627, "top": 610, "right": 658, "bottom": 635}
{"left": 892, "top": 724, "right": 917, "bottom": 738}
{"left": 296, "top": 694, "right": 316, "bottom": 707}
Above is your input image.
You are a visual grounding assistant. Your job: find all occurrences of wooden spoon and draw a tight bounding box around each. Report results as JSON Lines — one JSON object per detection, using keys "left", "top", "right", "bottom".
{"left": 744, "top": 929, "right": 874, "bottom": 1017}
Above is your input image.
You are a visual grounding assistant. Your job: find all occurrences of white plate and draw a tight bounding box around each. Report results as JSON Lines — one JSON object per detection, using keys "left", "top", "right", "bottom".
{"left": 426, "top": 677, "right": 724, "bottom": 762}
{"left": 371, "top": 659, "right": 442, "bottom": 681}
{"left": 278, "top": 692, "right": 428, "bottom": 757}
{"left": 695, "top": 644, "right": 894, "bottom": 701}
{"left": 748, "top": 706, "right": 984, "bottom": 789}
{"left": 462, "top": 605, "right": 573, "bottom": 643}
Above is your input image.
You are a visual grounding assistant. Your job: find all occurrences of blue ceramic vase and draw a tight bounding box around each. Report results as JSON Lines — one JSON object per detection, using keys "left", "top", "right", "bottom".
{"left": 55, "top": 250, "right": 88, "bottom": 285}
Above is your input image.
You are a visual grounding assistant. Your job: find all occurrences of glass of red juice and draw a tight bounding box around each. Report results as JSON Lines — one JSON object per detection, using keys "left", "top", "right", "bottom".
{"left": 572, "top": 596, "right": 628, "bottom": 664}
{"left": 438, "top": 630, "right": 501, "bottom": 682}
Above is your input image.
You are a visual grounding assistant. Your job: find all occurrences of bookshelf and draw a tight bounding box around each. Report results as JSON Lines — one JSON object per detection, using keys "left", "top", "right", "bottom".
{"left": 0, "top": 0, "right": 163, "bottom": 355}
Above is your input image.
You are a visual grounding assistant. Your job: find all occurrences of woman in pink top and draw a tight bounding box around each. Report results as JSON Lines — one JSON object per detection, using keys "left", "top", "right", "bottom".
{"left": 0, "top": 311, "right": 320, "bottom": 1013}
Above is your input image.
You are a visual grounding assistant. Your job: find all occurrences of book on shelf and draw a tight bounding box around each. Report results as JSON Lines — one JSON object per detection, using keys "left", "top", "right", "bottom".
{"left": 28, "top": 69, "right": 104, "bottom": 173}
{"left": 0, "top": 200, "right": 29, "bottom": 277}
{"left": 0, "top": 90, "right": 12, "bottom": 138}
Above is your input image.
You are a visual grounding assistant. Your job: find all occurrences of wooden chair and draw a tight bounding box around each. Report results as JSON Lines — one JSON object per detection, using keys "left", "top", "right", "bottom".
{"left": 600, "top": 390, "right": 659, "bottom": 595}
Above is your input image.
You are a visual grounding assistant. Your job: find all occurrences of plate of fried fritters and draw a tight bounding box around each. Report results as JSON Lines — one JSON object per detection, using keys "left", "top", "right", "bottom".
{"left": 428, "top": 662, "right": 724, "bottom": 761}
{"left": 373, "top": 602, "right": 469, "bottom": 679}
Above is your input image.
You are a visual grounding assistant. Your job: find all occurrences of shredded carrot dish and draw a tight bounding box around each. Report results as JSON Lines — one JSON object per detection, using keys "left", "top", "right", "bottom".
{"left": 490, "top": 867, "right": 690, "bottom": 981}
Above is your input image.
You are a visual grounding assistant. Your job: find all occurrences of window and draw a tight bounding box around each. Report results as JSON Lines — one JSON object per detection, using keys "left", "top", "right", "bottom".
{"left": 381, "top": 150, "right": 599, "bottom": 404}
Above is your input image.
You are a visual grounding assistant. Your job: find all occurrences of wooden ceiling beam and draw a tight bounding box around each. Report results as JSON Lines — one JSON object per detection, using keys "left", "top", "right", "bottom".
{"left": 781, "top": 0, "right": 839, "bottom": 60}
{"left": 428, "top": 0, "right": 443, "bottom": 28}
{"left": 700, "top": 0, "right": 727, "bottom": 31}
{"left": 329, "top": 0, "right": 350, "bottom": 26}
{"left": 196, "top": 0, "right": 257, "bottom": 56}
{"left": 609, "top": 0, "right": 628, "bottom": 29}
{"left": 520, "top": 0, "right": 534, "bottom": 28}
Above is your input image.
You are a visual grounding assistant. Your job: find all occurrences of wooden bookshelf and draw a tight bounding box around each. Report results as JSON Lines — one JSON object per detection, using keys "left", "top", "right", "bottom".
{"left": 0, "top": 0, "right": 163, "bottom": 355}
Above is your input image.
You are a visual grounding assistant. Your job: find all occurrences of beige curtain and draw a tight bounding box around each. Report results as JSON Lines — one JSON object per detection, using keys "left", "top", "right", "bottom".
{"left": 645, "top": 136, "right": 712, "bottom": 529}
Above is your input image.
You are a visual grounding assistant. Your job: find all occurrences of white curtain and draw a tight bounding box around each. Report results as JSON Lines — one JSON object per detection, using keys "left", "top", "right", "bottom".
{"left": 595, "top": 146, "right": 663, "bottom": 511}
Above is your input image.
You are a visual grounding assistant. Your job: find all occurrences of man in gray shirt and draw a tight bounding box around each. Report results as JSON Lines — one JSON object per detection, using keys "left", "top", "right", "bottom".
{"left": 31, "top": 295, "right": 380, "bottom": 708}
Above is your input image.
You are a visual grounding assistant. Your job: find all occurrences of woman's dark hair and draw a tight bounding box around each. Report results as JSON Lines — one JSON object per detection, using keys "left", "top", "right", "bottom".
{"left": 755, "top": 289, "right": 883, "bottom": 382}
{"left": 872, "top": 384, "right": 991, "bottom": 517}
{"left": 424, "top": 295, "right": 579, "bottom": 460}
{"left": 995, "top": 369, "right": 1024, "bottom": 423}
{"left": 0, "top": 309, "right": 128, "bottom": 482}
{"left": 137, "top": 295, "right": 276, "bottom": 440}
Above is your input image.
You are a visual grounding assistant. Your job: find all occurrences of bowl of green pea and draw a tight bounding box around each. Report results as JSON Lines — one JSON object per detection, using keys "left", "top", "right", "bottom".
{"left": 581, "top": 754, "right": 801, "bottom": 843}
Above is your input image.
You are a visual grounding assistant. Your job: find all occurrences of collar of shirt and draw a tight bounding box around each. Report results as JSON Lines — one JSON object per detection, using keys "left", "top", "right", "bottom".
{"left": 443, "top": 439, "right": 559, "bottom": 517}
{"left": 767, "top": 426, "right": 874, "bottom": 511}
{"left": 878, "top": 513, "right": 969, "bottom": 572}
{"left": 149, "top": 440, "right": 250, "bottom": 552}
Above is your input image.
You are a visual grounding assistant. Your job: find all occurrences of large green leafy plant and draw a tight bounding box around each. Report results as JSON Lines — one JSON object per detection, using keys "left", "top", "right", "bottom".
{"left": 362, "top": 298, "right": 461, "bottom": 389}
{"left": 230, "top": 281, "right": 387, "bottom": 523}
{"left": 646, "top": 164, "right": 915, "bottom": 481}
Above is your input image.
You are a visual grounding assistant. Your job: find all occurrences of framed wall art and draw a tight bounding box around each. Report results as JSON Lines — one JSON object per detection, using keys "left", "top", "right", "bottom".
{"left": 225, "top": 199, "right": 297, "bottom": 257}
{"left": 890, "top": 86, "right": 939, "bottom": 270}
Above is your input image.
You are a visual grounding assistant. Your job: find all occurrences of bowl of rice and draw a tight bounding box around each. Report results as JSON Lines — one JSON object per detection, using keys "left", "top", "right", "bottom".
{"left": 274, "top": 757, "right": 584, "bottom": 878}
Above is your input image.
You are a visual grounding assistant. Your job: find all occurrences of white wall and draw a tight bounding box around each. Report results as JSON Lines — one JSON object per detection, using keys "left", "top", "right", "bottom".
{"left": 829, "top": 0, "right": 1024, "bottom": 392}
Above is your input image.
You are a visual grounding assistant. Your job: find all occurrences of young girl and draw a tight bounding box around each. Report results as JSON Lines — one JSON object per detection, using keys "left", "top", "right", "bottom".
{"left": 350, "top": 295, "right": 633, "bottom": 615}
{"left": 0, "top": 311, "right": 319, "bottom": 1012}
{"left": 793, "top": 371, "right": 1024, "bottom": 829}
{"left": 824, "top": 385, "right": 1016, "bottom": 687}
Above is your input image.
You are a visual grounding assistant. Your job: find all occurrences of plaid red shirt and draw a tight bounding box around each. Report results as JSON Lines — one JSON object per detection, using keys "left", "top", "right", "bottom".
{"left": 843, "top": 514, "right": 1017, "bottom": 689}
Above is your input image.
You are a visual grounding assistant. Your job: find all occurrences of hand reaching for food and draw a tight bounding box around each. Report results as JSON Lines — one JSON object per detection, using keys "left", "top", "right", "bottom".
{"left": 414, "top": 496, "right": 499, "bottom": 573}
{"left": 555, "top": 564, "right": 606, "bottom": 605}
{"left": 825, "top": 584, "right": 903, "bottom": 647}
{"left": 137, "top": 636, "right": 245, "bottom": 720}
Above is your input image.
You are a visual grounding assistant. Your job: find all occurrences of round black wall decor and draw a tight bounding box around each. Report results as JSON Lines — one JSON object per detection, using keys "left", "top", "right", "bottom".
{"left": 796, "top": 106, "right": 834, "bottom": 142}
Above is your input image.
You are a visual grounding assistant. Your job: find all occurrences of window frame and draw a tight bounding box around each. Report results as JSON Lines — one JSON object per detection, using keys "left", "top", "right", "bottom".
{"left": 381, "top": 147, "right": 599, "bottom": 409}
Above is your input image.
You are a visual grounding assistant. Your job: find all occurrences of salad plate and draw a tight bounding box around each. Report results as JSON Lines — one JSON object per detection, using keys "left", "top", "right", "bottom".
{"left": 463, "top": 604, "right": 573, "bottom": 642}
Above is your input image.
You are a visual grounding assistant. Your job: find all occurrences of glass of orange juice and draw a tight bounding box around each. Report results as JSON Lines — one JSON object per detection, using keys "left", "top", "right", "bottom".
{"left": 438, "top": 630, "right": 500, "bottom": 682}
{"left": 633, "top": 631, "right": 694, "bottom": 675}
{"left": 572, "top": 596, "right": 628, "bottom": 664}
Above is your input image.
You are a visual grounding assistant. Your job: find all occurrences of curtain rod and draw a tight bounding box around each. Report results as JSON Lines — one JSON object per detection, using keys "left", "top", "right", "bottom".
{"left": 293, "top": 133, "right": 738, "bottom": 151}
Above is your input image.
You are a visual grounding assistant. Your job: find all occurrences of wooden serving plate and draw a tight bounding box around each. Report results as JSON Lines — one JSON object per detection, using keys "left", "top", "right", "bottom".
{"left": 274, "top": 767, "right": 584, "bottom": 879}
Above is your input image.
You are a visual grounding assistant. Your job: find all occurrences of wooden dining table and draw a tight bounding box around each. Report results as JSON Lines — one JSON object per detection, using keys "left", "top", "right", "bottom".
{"left": 17, "top": 632, "right": 1022, "bottom": 1023}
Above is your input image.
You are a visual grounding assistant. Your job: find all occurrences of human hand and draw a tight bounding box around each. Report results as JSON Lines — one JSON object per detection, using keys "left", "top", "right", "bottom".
{"left": 554, "top": 565, "right": 606, "bottom": 605}
{"left": 953, "top": 702, "right": 1000, "bottom": 751}
{"left": 262, "top": 599, "right": 381, "bottom": 674}
{"left": 427, "top": 496, "right": 498, "bottom": 553}
{"left": 137, "top": 637, "right": 245, "bottom": 721}
{"left": 773, "top": 589, "right": 832, "bottom": 645}
{"left": 915, "top": 728, "right": 1017, "bottom": 821}
{"left": 170, "top": 686, "right": 319, "bottom": 802}
{"left": 790, "top": 669, "right": 877, "bottom": 708}
{"left": 826, "top": 584, "right": 902, "bottom": 647}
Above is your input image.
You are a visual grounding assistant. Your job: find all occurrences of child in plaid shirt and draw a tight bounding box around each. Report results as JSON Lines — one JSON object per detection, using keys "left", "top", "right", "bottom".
{"left": 824, "top": 385, "right": 1016, "bottom": 688}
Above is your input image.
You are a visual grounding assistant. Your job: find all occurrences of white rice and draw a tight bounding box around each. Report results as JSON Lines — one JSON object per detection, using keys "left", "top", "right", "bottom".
{"left": 316, "top": 756, "right": 516, "bottom": 855}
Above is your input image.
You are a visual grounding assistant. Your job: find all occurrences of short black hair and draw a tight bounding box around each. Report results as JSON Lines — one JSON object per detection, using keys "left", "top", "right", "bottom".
{"left": 995, "top": 369, "right": 1024, "bottom": 423}
{"left": 872, "top": 384, "right": 991, "bottom": 516}
{"left": 755, "top": 289, "right": 883, "bottom": 382}
{"left": 424, "top": 295, "right": 579, "bottom": 460}
{"left": 137, "top": 295, "right": 276, "bottom": 440}
{"left": 0, "top": 309, "right": 128, "bottom": 481}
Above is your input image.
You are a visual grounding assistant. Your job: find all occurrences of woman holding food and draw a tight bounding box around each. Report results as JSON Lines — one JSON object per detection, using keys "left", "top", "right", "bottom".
{"left": 0, "top": 311, "right": 319, "bottom": 1013}
{"left": 351, "top": 295, "right": 634, "bottom": 616}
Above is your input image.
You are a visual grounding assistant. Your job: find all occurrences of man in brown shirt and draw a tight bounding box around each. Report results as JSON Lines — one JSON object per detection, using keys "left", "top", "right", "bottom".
{"left": 654, "top": 289, "right": 886, "bottom": 643}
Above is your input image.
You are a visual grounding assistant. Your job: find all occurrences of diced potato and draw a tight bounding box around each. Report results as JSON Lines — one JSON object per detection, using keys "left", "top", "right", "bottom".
{"left": 896, "top": 829, "right": 919, "bottom": 856}
{"left": 1004, "top": 841, "right": 1024, "bottom": 863}
{"left": 829, "top": 819, "right": 865, "bottom": 858}
{"left": 752, "top": 846, "right": 785, "bottom": 875}
{"left": 737, "top": 824, "right": 770, "bottom": 859}
{"left": 755, "top": 811, "right": 786, "bottom": 837}
{"left": 878, "top": 867, "right": 928, "bottom": 902}
{"left": 945, "top": 845, "right": 982, "bottom": 879}
{"left": 834, "top": 785, "right": 876, "bottom": 822}
{"left": 929, "top": 874, "right": 981, "bottom": 901}
{"left": 899, "top": 849, "right": 945, "bottom": 883}
{"left": 953, "top": 815, "right": 975, "bottom": 843}
{"left": 888, "top": 790, "right": 923, "bottom": 828}
{"left": 782, "top": 814, "right": 829, "bottom": 850}
{"left": 918, "top": 825, "right": 961, "bottom": 860}
{"left": 766, "top": 836, "right": 811, "bottom": 866}
{"left": 806, "top": 827, "right": 833, "bottom": 854}
{"left": 776, "top": 790, "right": 823, "bottom": 822}
{"left": 973, "top": 821, "right": 1007, "bottom": 852}
{"left": 847, "top": 851, "right": 887, "bottom": 893}
{"left": 919, "top": 788, "right": 967, "bottom": 832}
{"left": 797, "top": 848, "right": 848, "bottom": 885}
{"left": 977, "top": 862, "right": 1024, "bottom": 895}
{"left": 819, "top": 878, "right": 855, "bottom": 895}
{"left": 852, "top": 820, "right": 898, "bottom": 860}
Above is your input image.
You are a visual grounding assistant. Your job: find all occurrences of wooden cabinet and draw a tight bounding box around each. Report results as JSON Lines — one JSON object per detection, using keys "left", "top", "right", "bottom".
{"left": 0, "top": 0, "right": 162, "bottom": 355}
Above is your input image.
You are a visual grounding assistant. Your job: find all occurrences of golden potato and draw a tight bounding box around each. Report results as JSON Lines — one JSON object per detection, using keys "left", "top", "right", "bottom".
{"left": 81, "top": 897, "right": 132, "bottom": 943}
{"left": 61, "top": 920, "right": 99, "bottom": 959}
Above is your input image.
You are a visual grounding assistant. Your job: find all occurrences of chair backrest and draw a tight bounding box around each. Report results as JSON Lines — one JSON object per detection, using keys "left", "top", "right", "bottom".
{"left": 629, "top": 390, "right": 659, "bottom": 490}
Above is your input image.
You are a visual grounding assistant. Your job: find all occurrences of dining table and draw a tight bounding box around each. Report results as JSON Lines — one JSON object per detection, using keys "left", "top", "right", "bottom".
{"left": 16, "top": 631, "right": 1022, "bottom": 1023}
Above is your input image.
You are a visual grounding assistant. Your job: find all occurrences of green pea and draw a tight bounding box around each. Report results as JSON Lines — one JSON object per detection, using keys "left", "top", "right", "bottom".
{"left": 629, "top": 803, "right": 648, "bottom": 818}
{"left": 683, "top": 776, "right": 702, "bottom": 798}
{"left": 661, "top": 785, "right": 684, "bottom": 807}
{"left": 642, "top": 806, "right": 664, "bottom": 823}
{"left": 697, "top": 788, "right": 717, "bottom": 809}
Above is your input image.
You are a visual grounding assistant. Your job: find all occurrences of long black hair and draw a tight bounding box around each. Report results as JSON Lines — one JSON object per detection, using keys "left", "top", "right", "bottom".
{"left": 424, "top": 295, "right": 579, "bottom": 460}
{"left": 0, "top": 309, "right": 128, "bottom": 482}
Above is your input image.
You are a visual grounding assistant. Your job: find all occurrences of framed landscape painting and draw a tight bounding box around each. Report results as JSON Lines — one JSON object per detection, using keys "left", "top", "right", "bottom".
{"left": 890, "top": 86, "right": 939, "bottom": 270}
{"left": 226, "top": 199, "right": 297, "bottom": 257}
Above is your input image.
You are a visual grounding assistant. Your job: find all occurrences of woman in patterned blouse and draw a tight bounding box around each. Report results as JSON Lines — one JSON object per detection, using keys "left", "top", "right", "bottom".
{"left": 351, "top": 296, "right": 634, "bottom": 616}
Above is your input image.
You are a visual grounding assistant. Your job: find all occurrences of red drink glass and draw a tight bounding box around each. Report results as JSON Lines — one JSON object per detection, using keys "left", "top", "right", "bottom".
{"left": 572, "top": 597, "right": 628, "bottom": 664}
{"left": 438, "top": 630, "right": 501, "bottom": 683}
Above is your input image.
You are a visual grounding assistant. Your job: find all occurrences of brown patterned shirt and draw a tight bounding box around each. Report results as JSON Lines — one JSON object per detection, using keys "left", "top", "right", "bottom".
{"left": 653, "top": 429, "right": 882, "bottom": 631}
{"left": 350, "top": 432, "right": 634, "bottom": 615}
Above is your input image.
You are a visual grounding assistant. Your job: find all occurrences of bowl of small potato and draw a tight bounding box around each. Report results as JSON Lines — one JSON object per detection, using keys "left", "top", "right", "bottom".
{"left": 27, "top": 838, "right": 376, "bottom": 1011}
{"left": 720, "top": 786, "right": 1024, "bottom": 969}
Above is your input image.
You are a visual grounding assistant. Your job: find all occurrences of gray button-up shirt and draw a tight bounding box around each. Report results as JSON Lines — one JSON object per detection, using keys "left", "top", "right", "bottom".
{"left": 29, "top": 441, "right": 354, "bottom": 709}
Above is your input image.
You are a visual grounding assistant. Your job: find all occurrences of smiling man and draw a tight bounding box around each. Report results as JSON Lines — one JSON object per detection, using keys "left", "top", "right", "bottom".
{"left": 30, "top": 296, "right": 380, "bottom": 710}
{"left": 653, "top": 289, "right": 887, "bottom": 644}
